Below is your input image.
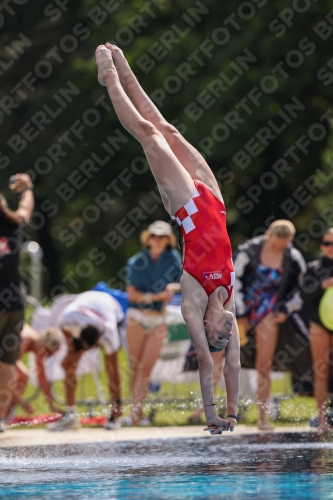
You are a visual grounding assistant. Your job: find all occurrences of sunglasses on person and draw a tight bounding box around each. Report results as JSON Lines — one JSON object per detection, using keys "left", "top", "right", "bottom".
{"left": 321, "top": 241, "right": 333, "bottom": 247}
{"left": 150, "top": 234, "right": 168, "bottom": 239}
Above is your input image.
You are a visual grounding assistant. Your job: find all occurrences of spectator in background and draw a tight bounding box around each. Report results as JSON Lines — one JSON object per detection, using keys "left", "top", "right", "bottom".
{"left": 300, "top": 228, "right": 333, "bottom": 432}
{"left": 124, "top": 220, "right": 182, "bottom": 426}
{"left": 234, "top": 220, "right": 305, "bottom": 430}
{"left": 0, "top": 174, "right": 34, "bottom": 433}
{"left": 9, "top": 324, "right": 62, "bottom": 417}
{"left": 46, "top": 290, "right": 124, "bottom": 431}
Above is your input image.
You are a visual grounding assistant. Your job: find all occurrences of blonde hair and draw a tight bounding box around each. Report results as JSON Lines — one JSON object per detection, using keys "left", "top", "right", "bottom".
{"left": 39, "top": 328, "right": 62, "bottom": 353}
{"left": 267, "top": 220, "right": 296, "bottom": 239}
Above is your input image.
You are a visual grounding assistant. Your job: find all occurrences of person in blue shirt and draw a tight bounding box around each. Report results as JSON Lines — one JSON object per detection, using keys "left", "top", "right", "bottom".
{"left": 124, "top": 220, "right": 182, "bottom": 426}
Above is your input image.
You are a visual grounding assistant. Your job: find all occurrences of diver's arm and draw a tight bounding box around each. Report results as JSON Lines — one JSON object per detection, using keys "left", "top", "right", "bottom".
{"left": 180, "top": 274, "right": 230, "bottom": 432}
{"left": 182, "top": 305, "right": 215, "bottom": 405}
{"left": 224, "top": 323, "right": 241, "bottom": 418}
{"left": 224, "top": 294, "right": 241, "bottom": 422}
{"left": 182, "top": 304, "right": 232, "bottom": 431}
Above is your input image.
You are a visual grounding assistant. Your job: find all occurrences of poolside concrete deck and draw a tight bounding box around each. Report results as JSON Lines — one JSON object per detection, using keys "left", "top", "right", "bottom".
{"left": 0, "top": 425, "right": 315, "bottom": 448}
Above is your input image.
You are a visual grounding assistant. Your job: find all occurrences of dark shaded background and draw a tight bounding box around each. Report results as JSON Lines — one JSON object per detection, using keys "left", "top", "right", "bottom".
{"left": 1, "top": 0, "right": 333, "bottom": 297}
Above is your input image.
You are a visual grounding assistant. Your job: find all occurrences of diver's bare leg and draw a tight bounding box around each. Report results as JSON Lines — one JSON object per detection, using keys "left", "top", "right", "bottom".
{"left": 96, "top": 45, "right": 194, "bottom": 215}
{"left": 107, "top": 44, "right": 221, "bottom": 198}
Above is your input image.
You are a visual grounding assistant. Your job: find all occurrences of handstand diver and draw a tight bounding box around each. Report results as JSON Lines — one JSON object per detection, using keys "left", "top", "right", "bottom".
{"left": 95, "top": 44, "right": 240, "bottom": 435}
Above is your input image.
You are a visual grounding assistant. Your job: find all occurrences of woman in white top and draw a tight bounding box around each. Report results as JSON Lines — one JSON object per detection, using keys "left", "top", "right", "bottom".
{"left": 47, "top": 290, "right": 124, "bottom": 431}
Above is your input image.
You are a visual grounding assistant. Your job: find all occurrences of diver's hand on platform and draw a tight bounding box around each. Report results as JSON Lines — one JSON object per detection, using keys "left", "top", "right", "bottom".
{"left": 226, "top": 416, "right": 237, "bottom": 432}
{"left": 203, "top": 426, "right": 224, "bottom": 435}
{"left": 204, "top": 416, "right": 230, "bottom": 435}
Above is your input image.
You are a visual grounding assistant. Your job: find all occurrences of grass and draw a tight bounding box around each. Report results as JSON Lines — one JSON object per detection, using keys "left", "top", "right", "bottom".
{"left": 17, "top": 348, "right": 318, "bottom": 428}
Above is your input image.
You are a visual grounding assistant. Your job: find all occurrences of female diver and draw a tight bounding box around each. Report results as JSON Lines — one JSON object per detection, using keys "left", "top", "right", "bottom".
{"left": 95, "top": 44, "right": 240, "bottom": 435}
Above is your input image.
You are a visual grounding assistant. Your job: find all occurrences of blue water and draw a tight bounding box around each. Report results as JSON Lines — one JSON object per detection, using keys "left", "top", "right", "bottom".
{"left": 0, "top": 433, "right": 333, "bottom": 499}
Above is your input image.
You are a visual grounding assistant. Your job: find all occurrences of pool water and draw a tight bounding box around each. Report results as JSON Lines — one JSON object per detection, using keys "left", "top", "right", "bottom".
{"left": 0, "top": 433, "right": 332, "bottom": 499}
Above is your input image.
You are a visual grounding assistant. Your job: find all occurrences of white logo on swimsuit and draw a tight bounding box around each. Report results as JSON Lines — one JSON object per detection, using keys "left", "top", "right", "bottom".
{"left": 203, "top": 272, "right": 223, "bottom": 280}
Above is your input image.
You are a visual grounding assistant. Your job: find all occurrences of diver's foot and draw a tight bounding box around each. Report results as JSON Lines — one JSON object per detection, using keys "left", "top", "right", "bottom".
{"left": 95, "top": 44, "right": 115, "bottom": 86}
{"left": 258, "top": 421, "right": 274, "bottom": 431}
{"left": 105, "top": 43, "right": 132, "bottom": 87}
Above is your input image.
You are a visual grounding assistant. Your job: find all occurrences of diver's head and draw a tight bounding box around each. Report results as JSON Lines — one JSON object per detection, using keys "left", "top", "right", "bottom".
{"left": 204, "top": 302, "right": 234, "bottom": 352}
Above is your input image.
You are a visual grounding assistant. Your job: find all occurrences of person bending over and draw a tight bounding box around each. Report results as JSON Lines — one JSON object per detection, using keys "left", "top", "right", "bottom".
{"left": 95, "top": 44, "right": 240, "bottom": 435}
{"left": 9, "top": 325, "right": 62, "bottom": 417}
{"left": 46, "top": 290, "right": 124, "bottom": 431}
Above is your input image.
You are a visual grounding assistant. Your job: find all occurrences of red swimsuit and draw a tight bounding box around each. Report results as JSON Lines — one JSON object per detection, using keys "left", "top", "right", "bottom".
{"left": 172, "top": 179, "right": 235, "bottom": 305}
